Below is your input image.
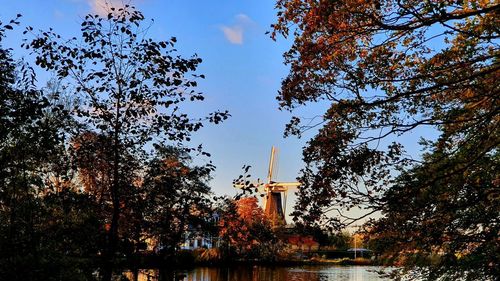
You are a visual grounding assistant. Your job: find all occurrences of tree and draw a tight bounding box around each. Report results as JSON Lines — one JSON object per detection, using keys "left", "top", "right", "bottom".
{"left": 142, "top": 145, "right": 214, "bottom": 257}
{"left": 71, "top": 130, "right": 141, "bottom": 256}
{"left": 272, "top": 0, "right": 499, "bottom": 279}
{"left": 218, "top": 196, "right": 276, "bottom": 259}
{"left": 36, "top": 189, "right": 105, "bottom": 281}
{"left": 365, "top": 142, "right": 499, "bottom": 279}
{"left": 0, "top": 16, "right": 90, "bottom": 280}
{"left": 298, "top": 225, "right": 352, "bottom": 250}
{"left": 24, "top": 4, "right": 228, "bottom": 279}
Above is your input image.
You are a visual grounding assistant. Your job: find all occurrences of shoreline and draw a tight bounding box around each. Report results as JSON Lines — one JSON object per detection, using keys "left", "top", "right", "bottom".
{"left": 114, "top": 255, "right": 378, "bottom": 270}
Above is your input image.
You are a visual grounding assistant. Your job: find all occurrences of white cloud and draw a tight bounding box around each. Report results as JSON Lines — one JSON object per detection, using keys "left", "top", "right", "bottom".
{"left": 220, "top": 14, "right": 254, "bottom": 45}
{"left": 87, "top": 0, "right": 133, "bottom": 16}
{"left": 235, "top": 14, "right": 252, "bottom": 24}
{"left": 221, "top": 25, "right": 243, "bottom": 44}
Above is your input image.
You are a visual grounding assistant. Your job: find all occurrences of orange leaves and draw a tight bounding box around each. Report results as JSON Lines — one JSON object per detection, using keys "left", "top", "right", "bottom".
{"left": 162, "top": 158, "right": 179, "bottom": 168}
{"left": 160, "top": 156, "right": 191, "bottom": 176}
{"left": 235, "top": 197, "right": 265, "bottom": 224}
{"left": 461, "top": 0, "right": 496, "bottom": 10}
{"left": 218, "top": 197, "right": 272, "bottom": 254}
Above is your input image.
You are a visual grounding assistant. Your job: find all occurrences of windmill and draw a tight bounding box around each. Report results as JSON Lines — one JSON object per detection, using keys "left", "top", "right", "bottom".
{"left": 234, "top": 146, "right": 301, "bottom": 227}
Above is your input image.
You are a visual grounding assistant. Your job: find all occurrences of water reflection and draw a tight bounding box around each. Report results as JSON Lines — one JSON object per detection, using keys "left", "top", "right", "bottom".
{"left": 124, "top": 266, "right": 388, "bottom": 281}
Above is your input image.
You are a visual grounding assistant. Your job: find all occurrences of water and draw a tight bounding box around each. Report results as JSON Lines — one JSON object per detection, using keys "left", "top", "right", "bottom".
{"left": 124, "top": 265, "right": 390, "bottom": 281}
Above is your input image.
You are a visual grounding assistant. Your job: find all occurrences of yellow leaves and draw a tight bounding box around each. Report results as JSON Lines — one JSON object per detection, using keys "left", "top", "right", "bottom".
{"left": 463, "top": 0, "right": 496, "bottom": 9}
{"left": 480, "top": 0, "right": 496, "bottom": 7}
{"left": 454, "top": 7, "right": 476, "bottom": 16}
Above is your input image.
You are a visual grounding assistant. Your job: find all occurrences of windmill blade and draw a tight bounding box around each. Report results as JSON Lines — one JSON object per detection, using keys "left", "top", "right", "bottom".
{"left": 267, "top": 146, "right": 276, "bottom": 183}
{"left": 274, "top": 147, "right": 280, "bottom": 182}
{"left": 268, "top": 182, "right": 301, "bottom": 187}
{"left": 283, "top": 188, "right": 288, "bottom": 217}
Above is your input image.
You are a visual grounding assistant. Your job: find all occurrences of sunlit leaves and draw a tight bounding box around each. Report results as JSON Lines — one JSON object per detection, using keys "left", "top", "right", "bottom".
{"left": 273, "top": 1, "right": 499, "bottom": 278}
{"left": 218, "top": 197, "right": 276, "bottom": 257}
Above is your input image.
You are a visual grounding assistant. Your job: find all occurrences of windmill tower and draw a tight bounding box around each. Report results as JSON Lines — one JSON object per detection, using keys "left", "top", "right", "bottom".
{"left": 235, "top": 146, "right": 301, "bottom": 227}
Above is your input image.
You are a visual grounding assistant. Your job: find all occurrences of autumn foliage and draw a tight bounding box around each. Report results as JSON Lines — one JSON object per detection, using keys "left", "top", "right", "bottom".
{"left": 1, "top": 5, "right": 227, "bottom": 280}
{"left": 273, "top": 0, "right": 499, "bottom": 279}
{"left": 218, "top": 197, "right": 276, "bottom": 257}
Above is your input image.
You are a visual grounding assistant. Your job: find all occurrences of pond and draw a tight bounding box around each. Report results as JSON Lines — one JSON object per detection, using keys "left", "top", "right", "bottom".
{"left": 123, "top": 265, "right": 390, "bottom": 281}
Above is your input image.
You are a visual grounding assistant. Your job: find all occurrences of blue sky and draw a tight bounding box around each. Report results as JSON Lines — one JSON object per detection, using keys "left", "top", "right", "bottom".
{"left": 0, "top": 0, "right": 314, "bottom": 209}
{"left": 1, "top": 0, "right": 433, "bottom": 223}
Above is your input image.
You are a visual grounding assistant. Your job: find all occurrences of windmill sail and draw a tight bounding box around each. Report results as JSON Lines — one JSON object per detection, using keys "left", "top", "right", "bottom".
{"left": 267, "top": 146, "right": 276, "bottom": 182}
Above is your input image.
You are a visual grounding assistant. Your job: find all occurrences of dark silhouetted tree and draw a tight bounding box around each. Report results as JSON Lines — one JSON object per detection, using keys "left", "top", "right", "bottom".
{"left": 24, "top": 4, "right": 228, "bottom": 279}
{"left": 142, "top": 145, "right": 214, "bottom": 258}
{"left": 0, "top": 16, "right": 96, "bottom": 280}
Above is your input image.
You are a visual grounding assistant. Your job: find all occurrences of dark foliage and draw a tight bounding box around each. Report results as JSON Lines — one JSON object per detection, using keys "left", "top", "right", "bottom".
{"left": 1, "top": 4, "right": 228, "bottom": 280}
